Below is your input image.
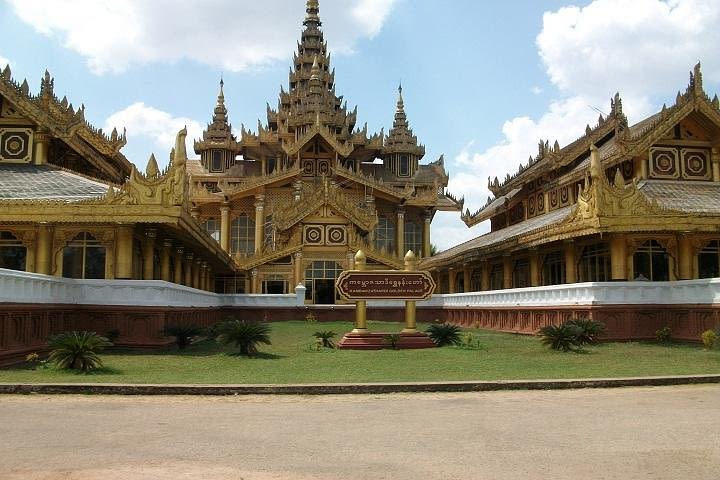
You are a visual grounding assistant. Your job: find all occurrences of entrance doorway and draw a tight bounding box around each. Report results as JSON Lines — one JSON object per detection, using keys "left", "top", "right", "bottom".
{"left": 305, "top": 260, "right": 343, "bottom": 304}
{"left": 314, "top": 279, "right": 336, "bottom": 304}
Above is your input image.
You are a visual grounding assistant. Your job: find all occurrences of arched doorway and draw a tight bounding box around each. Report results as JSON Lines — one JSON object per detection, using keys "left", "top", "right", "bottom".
{"left": 305, "top": 260, "right": 343, "bottom": 304}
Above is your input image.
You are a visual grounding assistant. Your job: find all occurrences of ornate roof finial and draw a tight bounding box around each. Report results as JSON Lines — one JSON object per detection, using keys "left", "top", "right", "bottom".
{"left": 691, "top": 61, "right": 703, "bottom": 96}
{"left": 304, "top": 0, "right": 321, "bottom": 29}
{"left": 213, "top": 77, "right": 228, "bottom": 124}
{"left": 40, "top": 69, "right": 54, "bottom": 98}
{"left": 310, "top": 55, "right": 320, "bottom": 81}
{"left": 146, "top": 153, "right": 160, "bottom": 178}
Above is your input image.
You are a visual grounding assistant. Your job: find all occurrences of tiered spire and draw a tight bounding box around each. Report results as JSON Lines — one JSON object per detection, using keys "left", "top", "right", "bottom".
{"left": 194, "top": 77, "right": 241, "bottom": 159}
{"left": 384, "top": 84, "right": 424, "bottom": 157}
{"left": 213, "top": 78, "right": 228, "bottom": 124}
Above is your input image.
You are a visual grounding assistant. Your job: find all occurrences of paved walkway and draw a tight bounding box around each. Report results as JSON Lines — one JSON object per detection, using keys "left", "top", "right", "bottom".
{"left": 1, "top": 385, "right": 719, "bottom": 479}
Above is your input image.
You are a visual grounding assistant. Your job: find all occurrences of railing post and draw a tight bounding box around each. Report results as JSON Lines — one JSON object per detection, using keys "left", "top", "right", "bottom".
{"left": 352, "top": 250, "right": 368, "bottom": 333}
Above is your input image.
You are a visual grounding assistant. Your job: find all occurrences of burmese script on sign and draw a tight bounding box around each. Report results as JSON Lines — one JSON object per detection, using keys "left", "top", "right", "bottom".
{"left": 336, "top": 271, "right": 436, "bottom": 300}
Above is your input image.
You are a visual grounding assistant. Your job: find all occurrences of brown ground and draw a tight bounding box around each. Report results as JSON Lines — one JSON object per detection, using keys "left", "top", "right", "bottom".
{"left": 1, "top": 385, "right": 719, "bottom": 479}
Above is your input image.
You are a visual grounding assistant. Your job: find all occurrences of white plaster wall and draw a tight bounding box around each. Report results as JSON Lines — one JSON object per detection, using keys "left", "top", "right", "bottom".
{"left": 1, "top": 268, "right": 719, "bottom": 308}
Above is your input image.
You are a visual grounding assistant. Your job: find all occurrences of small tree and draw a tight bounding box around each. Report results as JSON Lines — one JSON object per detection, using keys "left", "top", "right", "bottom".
{"left": 162, "top": 324, "right": 204, "bottom": 350}
{"left": 216, "top": 319, "right": 271, "bottom": 356}
{"left": 426, "top": 323, "right": 462, "bottom": 347}
{"left": 539, "top": 323, "right": 582, "bottom": 352}
{"left": 313, "top": 331, "right": 336, "bottom": 348}
{"left": 48, "top": 331, "right": 113, "bottom": 372}
{"left": 566, "top": 318, "right": 606, "bottom": 345}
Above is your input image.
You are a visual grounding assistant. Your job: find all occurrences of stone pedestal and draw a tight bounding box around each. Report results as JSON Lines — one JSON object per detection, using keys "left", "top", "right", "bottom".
{"left": 336, "top": 331, "right": 436, "bottom": 350}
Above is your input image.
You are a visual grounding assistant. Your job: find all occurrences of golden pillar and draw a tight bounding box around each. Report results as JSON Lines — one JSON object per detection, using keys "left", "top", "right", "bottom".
{"left": 254, "top": 194, "right": 265, "bottom": 253}
{"left": 220, "top": 205, "right": 230, "bottom": 252}
{"left": 142, "top": 229, "right": 156, "bottom": 280}
{"left": 529, "top": 250, "right": 541, "bottom": 287}
{"left": 160, "top": 239, "right": 172, "bottom": 282}
{"left": 33, "top": 130, "right": 50, "bottom": 166}
{"left": 711, "top": 148, "right": 720, "bottom": 182}
{"left": 199, "top": 262, "right": 207, "bottom": 291}
{"left": 115, "top": 224, "right": 134, "bottom": 280}
{"left": 422, "top": 213, "right": 432, "bottom": 258}
{"left": 463, "top": 265, "right": 472, "bottom": 292}
{"left": 193, "top": 258, "right": 201, "bottom": 289}
{"left": 564, "top": 241, "right": 577, "bottom": 284}
{"left": 352, "top": 250, "right": 368, "bottom": 332}
{"left": 396, "top": 208, "right": 405, "bottom": 259}
{"left": 206, "top": 265, "right": 213, "bottom": 292}
{"left": 184, "top": 252, "right": 194, "bottom": 286}
{"left": 251, "top": 268, "right": 259, "bottom": 294}
{"left": 293, "top": 252, "right": 303, "bottom": 288}
{"left": 403, "top": 250, "right": 418, "bottom": 333}
{"left": 35, "top": 224, "right": 53, "bottom": 275}
{"left": 448, "top": 268, "right": 456, "bottom": 294}
{"left": 503, "top": 255, "right": 513, "bottom": 289}
{"left": 678, "top": 234, "right": 693, "bottom": 280}
{"left": 481, "top": 260, "right": 490, "bottom": 291}
{"left": 610, "top": 234, "right": 628, "bottom": 281}
{"left": 174, "top": 247, "right": 184, "bottom": 284}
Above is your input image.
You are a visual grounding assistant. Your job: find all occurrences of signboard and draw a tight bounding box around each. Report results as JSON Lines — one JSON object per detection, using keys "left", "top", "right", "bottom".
{"left": 336, "top": 270, "right": 436, "bottom": 301}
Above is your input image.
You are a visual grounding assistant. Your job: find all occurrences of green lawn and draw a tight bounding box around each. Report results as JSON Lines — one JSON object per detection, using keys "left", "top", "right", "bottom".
{"left": 1, "top": 321, "right": 719, "bottom": 384}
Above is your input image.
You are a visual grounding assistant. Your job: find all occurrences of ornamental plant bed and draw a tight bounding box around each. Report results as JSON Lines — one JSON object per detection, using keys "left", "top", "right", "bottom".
{"left": 1, "top": 321, "right": 719, "bottom": 385}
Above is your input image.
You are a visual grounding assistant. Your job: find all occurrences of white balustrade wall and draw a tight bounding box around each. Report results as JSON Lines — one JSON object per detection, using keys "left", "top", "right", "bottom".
{"left": 1, "top": 268, "right": 720, "bottom": 309}
{"left": 0, "top": 268, "right": 303, "bottom": 308}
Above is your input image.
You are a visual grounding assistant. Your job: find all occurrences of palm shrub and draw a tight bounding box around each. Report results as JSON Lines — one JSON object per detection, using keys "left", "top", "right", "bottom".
{"left": 425, "top": 323, "right": 462, "bottom": 347}
{"left": 701, "top": 329, "right": 717, "bottom": 349}
{"left": 313, "top": 331, "right": 336, "bottom": 348}
{"left": 162, "top": 324, "right": 204, "bottom": 350}
{"left": 216, "top": 319, "right": 271, "bottom": 356}
{"left": 566, "top": 318, "right": 606, "bottom": 345}
{"left": 48, "top": 331, "right": 113, "bottom": 372}
{"left": 539, "top": 323, "right": 582, "bottom": 352}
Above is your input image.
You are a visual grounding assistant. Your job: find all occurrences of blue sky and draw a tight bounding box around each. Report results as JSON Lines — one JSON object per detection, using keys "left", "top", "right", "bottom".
{"left": 1, "top": 0, "right": 719, "bottom": 250}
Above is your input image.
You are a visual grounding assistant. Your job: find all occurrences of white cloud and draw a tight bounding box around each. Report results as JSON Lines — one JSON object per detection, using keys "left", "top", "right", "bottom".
{"left": 8, "top": 0, "right": 396, "bottom": 75}
{"left": 531, "top": 86, "right": 543, "bottom": 95}
{"left": 456, "top": 0, "right": 719, "bottom": 221}
{"left": 105, "top": 102, "right": 203, "bottom": 167}
{"left": 0, "top": 55, "right": 11, "bottom": 68}
{"left": 537, "top": 0, "right": 720, "bottom": 98}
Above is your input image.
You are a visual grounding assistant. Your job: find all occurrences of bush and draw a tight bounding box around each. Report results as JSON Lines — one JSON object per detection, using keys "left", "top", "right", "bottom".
{"left": 48, "top": 331, "right": 113, "bottom": 372}
{"left": 216, "top": 319, "right": 271, "bottom": 356}
{"left": 701, "top": 329, "right": 717, "bottom": 349}
{"left": 425, "top": 323, "right": 462, "bottom": 347}
{"left": 655, "top": 326, "right": 672, "bottom": 343}
{"left": 312, "top": 331, "right": 336, "bottom": 349}
{"left": 458, "top": 332, "right": 483, "bottom": 350}
{"left": 566, "top": 318, "right": 606, "bottom": 345}
{"left": 384, "top": 333, "right": 401, "bottom": 350}
{"left": 162, "top": 324, "right": 204, "bottom": 350}
{"left": 539, "top": 323, "right": 582, "bottom": 352}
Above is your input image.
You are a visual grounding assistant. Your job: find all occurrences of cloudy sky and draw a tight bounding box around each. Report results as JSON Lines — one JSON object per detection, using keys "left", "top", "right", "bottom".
{"left": 1, "top": 0, "right": 719, "bottom": 250}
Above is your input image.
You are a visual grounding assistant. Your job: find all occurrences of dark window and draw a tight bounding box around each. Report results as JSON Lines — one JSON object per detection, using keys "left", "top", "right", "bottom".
{"left": 513, "top": 258, "right": 530, "bottom": 288}
{"left": 211, "top": 150, "right": 223, "bottom": 172}
{"left": 0, "top": 231, "right": 26, "bottom": 271}
{"left": 542, "top": 251, "right": 566, "bottom": 285}
{"left": 489, "top": 263, "right": 504, "bottom": 290}
{"left": 62, "top": 232, "right": 106, "bottom": 279}
{"left": 374, "top": 216, "right": 395, "bottom": 254}
{"left": 633, "top": 240, "right": 669, "bottom": 281}
{"left": 579, "top": 243, "right": 610, "bottom": 282}
{"left": 470, "top": 267, "right": 482, "bottom": 291}
{"left": 231, "top": 215, "right": 255, "bottom": 255}
{"left": 699, "top": 240, "right": 720, "bottom": 278}
{"left": 400, "top": 155, "right": 409, "bottom": 176}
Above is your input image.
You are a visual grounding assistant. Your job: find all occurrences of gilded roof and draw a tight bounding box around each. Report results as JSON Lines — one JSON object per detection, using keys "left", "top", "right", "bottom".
{"left": 431, "top": 206, "right": 573, "bottom": 263}
{"left": 639, "top": 180, "right": 720, "bottom": 214}
{"left": 0, "top": 164, "right": 109, "bottom": 201}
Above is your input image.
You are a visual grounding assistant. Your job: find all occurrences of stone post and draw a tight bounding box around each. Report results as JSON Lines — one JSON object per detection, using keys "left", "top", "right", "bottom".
{"left": 448, "top": 268, "right": 456, "bottom": 294}
{"left": 294, "top": 252, "right": 303, "bottom": 287}
{"left": 251, "top": 268, "right": 259, "bottom": 294}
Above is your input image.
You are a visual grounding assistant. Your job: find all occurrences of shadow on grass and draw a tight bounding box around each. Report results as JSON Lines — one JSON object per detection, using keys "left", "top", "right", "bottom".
{"left": 224, "top": 351, "right": 284, "bottom": 360}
